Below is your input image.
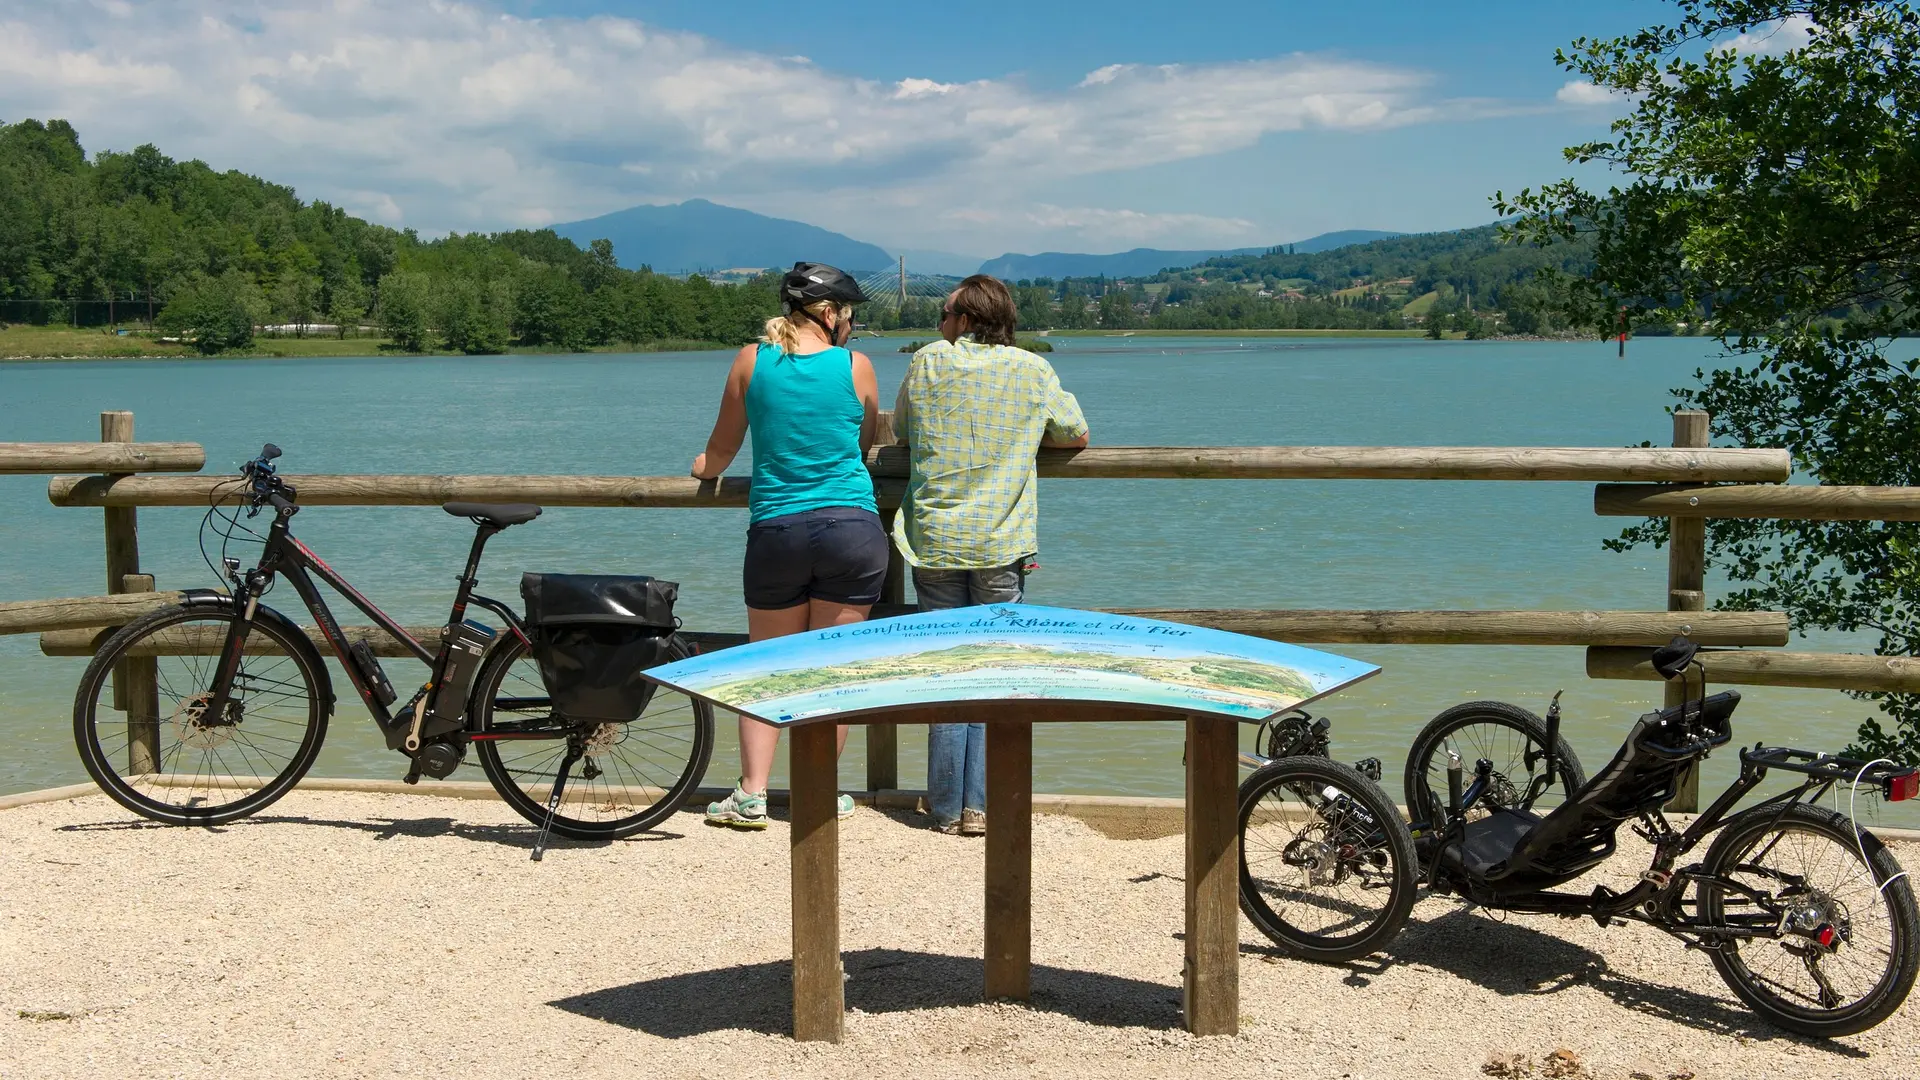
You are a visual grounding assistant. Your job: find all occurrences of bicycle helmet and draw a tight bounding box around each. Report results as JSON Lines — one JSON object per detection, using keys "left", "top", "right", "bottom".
{"left": 780, "top": 262, "right": 869, "bottom": 314}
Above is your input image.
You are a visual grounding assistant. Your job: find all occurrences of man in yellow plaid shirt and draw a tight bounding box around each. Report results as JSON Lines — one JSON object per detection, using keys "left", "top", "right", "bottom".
{"left": 891, "top": 274, "right": 1090, "bottom": 835}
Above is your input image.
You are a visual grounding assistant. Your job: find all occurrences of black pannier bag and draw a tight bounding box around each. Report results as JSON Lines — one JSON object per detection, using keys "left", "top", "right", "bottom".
{"left": 520, "top": 573, "right": 679, "bottom": 722}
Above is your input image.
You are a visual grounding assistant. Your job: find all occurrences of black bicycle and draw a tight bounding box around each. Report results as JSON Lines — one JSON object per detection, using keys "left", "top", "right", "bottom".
{"left": 1243, "top": 637, "right": 1920, "bottom": 1037}
{"left": 72, "top": 444, "right": 714, "bottom": 846}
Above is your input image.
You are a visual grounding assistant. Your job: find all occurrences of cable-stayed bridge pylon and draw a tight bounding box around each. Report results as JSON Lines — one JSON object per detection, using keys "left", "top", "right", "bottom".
{"left": 854, "top": 256, "right": 961, "bottom": 314}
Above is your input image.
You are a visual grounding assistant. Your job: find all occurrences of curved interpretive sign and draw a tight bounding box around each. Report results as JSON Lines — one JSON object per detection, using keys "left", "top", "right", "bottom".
{"left": 641, "top": 603, "right": 1379, "bottom": 725}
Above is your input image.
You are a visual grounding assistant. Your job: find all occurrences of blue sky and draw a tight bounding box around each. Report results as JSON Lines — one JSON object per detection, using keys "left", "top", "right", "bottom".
{"left": 1, "top": 0, "right": 1674, "bottom": 256}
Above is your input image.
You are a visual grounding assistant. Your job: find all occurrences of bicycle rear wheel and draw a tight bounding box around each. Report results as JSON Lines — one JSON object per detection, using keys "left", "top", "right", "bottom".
{"left": 473, "top": 633, "right": 713, "bottom": 840}
{"left": 73, "top": 604, "right": 329, "bottom": 825}
{"left": 1696, "top": 802, "right": 1919, "bottom": 1037}
{"left": 1239, "top": 756, "right": 1417, "bottom": 963}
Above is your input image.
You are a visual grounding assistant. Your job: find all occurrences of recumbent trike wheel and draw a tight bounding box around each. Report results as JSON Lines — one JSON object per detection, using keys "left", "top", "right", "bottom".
{"left": 1239, "top": 756, "right": 1418, "bottom": 963}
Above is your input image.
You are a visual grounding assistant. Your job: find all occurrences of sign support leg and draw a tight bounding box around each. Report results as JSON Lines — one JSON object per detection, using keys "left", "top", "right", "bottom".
{"left": 1184, "top": 714, "right": 1239, "bottom": 1036}
{"left": 985, "top": 719, "right": 1032, "bottom": 1001}
{"left": 790, "top": 722, "right": 843, "bottom": 1042}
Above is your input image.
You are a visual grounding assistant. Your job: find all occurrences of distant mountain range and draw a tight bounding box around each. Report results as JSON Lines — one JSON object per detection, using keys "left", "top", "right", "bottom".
{"left": 975, "top": 231, "right": 1403, "bottom": 281}
{"left": 549, "top": 199, "right": 1402, "bottom": 281}
{"left": 550, "top": 199, "right": 892, "bottom": 275}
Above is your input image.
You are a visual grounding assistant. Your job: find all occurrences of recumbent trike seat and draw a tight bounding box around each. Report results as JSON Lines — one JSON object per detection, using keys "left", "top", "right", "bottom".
{"left": 1439, "top": 690, "right": 1739, "bottom": 894}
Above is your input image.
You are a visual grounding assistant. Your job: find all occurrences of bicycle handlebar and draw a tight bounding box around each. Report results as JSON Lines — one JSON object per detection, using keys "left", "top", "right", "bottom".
{"left": 240, "top": 444, "right": 295, "bottom": 515}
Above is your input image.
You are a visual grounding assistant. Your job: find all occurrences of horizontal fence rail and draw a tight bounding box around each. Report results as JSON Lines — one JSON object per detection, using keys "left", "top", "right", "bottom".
{"left": 0, "top": 591, "right": 188, "bottom": 634}
{"left": 0, "top": 442, "right": 204, "bottom": 475}
{"left": 1596, "top": 483, "right": 1920, "bottom": 521}
{"left": 1096, "top": 607, "right": 1788, "bottom": 646}
{"left": 31, "top": 607, "right": 1790, "bottom": 657}
{"left": 973, "top": 445, "right": 1792, "bottom": 483}
{"left": 47, "top": 445, "right": 1792, "bottom": 509}
{"left": 1588, "top": 647, "right": 1920, "bottom": 695}
{"left": 48, "top": 472, "right": 774, "bottom": 509}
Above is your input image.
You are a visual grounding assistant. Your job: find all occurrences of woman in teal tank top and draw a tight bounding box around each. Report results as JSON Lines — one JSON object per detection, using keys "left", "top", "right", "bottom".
{"left": 690, "top": 262, "right": 883, "bottom": 830}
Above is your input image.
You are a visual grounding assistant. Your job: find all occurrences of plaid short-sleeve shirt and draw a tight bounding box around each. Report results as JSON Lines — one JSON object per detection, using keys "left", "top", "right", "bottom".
{"left": 891, "top": 338, "right": 1088, "bottom": 569}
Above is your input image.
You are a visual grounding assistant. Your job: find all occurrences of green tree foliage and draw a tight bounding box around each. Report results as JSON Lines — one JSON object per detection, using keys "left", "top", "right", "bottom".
{"left": 0, "top": 119, "right": 779, "bottom": 349}
{"left": 324, "top": 275, "right": 368, "bottom": 339}
{"left": 512, "top": 262, "right": 586, "bottom": 349}
{"left": 154, "top": 271, "right": 258, "bottom": 353}
{"left": 435, "top": 276, "right": 509, "bottom": 354}
{"left": 1097, "top": 290, "right": 1143, "bottom": 329}
{"left": 377, "top": 272, "right": 432, "bottom": 353}
{"left": 1502, "top": 0, "right": 1920, "bottom": 763}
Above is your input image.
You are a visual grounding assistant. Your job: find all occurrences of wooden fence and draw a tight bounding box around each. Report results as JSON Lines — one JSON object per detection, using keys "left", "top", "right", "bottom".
{"left": 4, "top": 408, "right": 1916, "bottom": 810}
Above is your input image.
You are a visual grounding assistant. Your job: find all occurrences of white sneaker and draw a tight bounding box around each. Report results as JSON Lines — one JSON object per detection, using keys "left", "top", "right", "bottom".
{"left": 705, "top": 781, "right": 769, "bottom": 830}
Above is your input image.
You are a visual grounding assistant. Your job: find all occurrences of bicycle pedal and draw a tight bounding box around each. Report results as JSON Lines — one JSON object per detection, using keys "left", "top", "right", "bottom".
{"left": 402, "top": 768, "right": 422, "bottom": 785}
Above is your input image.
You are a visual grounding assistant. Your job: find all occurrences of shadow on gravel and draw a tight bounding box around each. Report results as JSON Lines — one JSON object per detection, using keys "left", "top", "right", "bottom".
{"left": 552, "top": 948, "right": 1181, "bottom": 1036}
{"left": 55, "top": 814, "right": 685, "bottom": 850}
{"left": 56, "top": 819, "right": 199, "bottom": 832}
{"left": 1363, "top": 907, "right": 1867, "bottom": 1057}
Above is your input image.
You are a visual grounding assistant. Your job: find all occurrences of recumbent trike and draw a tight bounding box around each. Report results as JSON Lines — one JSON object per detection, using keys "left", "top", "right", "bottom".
{"left": 1234, "top": 636, "right": 1919, "bottom": 1037}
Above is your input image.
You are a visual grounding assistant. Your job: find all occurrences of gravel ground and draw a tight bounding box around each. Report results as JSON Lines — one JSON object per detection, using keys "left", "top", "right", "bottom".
{"left": 2, "top": 790, "right": 1914, "bottom": 1080}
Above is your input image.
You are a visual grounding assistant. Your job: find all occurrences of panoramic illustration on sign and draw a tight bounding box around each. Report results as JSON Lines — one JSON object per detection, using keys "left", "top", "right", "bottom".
{"left": 642, "top": 604, "right": 1380, "bottom": 726}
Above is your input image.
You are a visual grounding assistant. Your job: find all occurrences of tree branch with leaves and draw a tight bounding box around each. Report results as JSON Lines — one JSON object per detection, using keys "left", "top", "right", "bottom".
{"left": 1500, "top": 0, "right": 1920, "bottom": 763}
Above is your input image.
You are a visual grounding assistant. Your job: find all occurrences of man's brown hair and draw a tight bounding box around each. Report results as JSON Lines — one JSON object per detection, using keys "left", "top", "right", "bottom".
{"left": 949, "top": 274, "right": 1019, "bottom": 346}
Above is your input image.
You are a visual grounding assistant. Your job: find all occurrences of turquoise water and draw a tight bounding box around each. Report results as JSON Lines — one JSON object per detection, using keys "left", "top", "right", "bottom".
{"left": 2, "top": 337, "right": 1908, "bottom": 823}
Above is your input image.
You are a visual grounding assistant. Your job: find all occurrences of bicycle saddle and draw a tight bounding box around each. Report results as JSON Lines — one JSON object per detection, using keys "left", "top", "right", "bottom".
{"left": 443, "top": 502, "right": 542, "bottom": 528}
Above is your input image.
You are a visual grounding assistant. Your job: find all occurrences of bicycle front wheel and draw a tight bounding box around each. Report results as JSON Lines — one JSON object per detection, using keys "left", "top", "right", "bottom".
{"left": 1239, "top": 756, "right": 1418, "bottom": 963}
{"left": 73, "top": 604, "right": 330, "bottom": 825}
{"left": 473, "top": 633, "right": 713, "bottom": 840}
{"left": 1696, "top": 802, "right": 1919, "bottom": 1037}
{"left": 1404, "top": 700, "right": 1586, "bottom": 831}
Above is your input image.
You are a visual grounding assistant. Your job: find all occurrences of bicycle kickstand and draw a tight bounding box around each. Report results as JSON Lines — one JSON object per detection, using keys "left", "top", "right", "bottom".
{"left": 531, "top": 742, "right": 585, "bottom": 863}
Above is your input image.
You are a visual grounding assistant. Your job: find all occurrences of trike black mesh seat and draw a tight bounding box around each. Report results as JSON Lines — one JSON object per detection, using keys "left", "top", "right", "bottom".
{"left": 1440, "top": 690, "right": 1740, "bottom": 893}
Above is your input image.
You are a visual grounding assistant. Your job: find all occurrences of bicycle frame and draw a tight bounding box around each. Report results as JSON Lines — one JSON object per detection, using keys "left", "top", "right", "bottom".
{"left": 201, "top": 500, "right": 530, "bottom": 752}
{"left": 1433, "top": 742, "right": 1911, "bottom": 948}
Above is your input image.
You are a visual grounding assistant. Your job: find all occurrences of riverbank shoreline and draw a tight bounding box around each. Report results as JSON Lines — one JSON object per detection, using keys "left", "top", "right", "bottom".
{"left": 0, "top": 331, "right": 736, "bottom": 362}
{"left": 1, "top": 325, "right": 1598, "bottom": 362}
{"left": 4, "top": 787, "right": 1911, "bottom": 1079}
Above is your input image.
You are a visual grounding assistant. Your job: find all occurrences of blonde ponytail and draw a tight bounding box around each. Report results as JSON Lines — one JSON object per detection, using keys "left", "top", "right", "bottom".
{"left": 762, "top": 300, "right": 849, "bottom": 353}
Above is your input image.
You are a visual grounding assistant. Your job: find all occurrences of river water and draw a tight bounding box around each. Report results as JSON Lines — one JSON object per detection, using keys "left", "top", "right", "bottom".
{"left": 1, "top": 337, "right": 1906, "bottom": 821}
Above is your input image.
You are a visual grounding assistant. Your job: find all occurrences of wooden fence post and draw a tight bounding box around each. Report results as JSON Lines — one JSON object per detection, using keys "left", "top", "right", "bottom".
{"left": 121, "top": 573, "right": 160, "bottom": 774}
{"left": 101, "top": 411, "right": 141, "bottom": 595}
{"left": 1667, "top": 410, "right": 1710, "bottom": 812}
{"left": 100, "top": 411, "right": 162, "bottom": 772}
{"left": 867, "top": 408, "right": 903, "bottom": 793}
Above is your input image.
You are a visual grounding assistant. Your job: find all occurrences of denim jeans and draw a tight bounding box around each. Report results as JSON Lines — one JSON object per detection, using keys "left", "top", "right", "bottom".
{"left": 914, "top": 561, "right": 1027, "bottom": 824}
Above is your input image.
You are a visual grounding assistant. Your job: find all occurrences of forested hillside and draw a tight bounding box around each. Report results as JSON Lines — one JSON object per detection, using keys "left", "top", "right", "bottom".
{"left": 1022, "top": 224, "right": 1599, "bottom": 335}
{"left": 0, "top": 118, "right": 1599, "bottom": 350}
{"left": 0, "top": 119, "right": 778, "bottom": 353}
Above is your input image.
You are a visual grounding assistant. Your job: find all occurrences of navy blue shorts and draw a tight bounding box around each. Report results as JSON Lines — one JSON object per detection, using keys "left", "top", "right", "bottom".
{"left": 743, "top": 507, "right": 889, "bottom": 610}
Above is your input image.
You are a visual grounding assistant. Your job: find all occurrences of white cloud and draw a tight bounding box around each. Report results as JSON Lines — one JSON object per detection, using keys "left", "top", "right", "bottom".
{"left": 1024, "top": 205, "right": 1259, "bottom": 246}
{"left": 1555, "top": 80, "right": 1620, "bottom": 107}
{"left": 893, "top": 77, "right": 957, "bottom": 98}
{"left": 1718, "top": 15, "right": 1816, "bottom": 56}
{"left": 0, "top": 0, "right": 1488, "bottom": 250}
